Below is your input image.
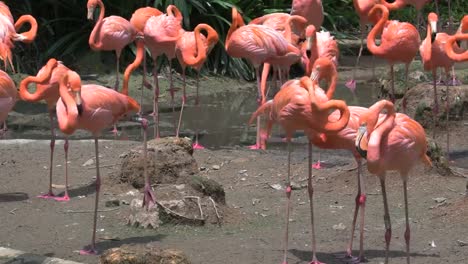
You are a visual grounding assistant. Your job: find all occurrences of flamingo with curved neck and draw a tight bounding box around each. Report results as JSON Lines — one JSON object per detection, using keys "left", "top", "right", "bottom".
{"left": 175, "top": 23, "right": 219, "bottom": 148}
{"left": 87, "top": 0, "right": 136, "bottom": 91}
{"left": 56, "top": 70, "right": 151, "bottom": 255}
{"left": 366, "top": 4, "right": 419, "bottom": 107}
{"left": 355, "top": 100, "right": 431, "bottom": 264}
{"left": 445, "top": 15, "right": 468, "bottom": 62}
{"left": 13, "top": 15, "right": 38, "bottom": 43}
{"left": 19, "top": 58, "right": 72, "bottom": 201}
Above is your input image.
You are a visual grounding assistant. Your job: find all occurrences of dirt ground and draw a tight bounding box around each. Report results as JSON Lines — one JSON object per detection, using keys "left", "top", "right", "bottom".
{"left": 1, "top": 55, "right": 468, "bottom": 264}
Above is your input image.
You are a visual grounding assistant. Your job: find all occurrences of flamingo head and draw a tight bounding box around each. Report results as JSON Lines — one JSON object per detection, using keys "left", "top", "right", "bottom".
{"left": 87, "top": 0, "right": 99, "bottom": 20}
{"left": 367, "top": 4, "right": 384, "bottom": 25}
{"left": 310, "top": 57, "right": 335, "bottom": 83}
{"left": 64, "top": 71, "right": 83, "bottom": 115}
{"left": 428, "top": 12, "right": 438, "bottom": 42}
{"left": 305, "top": 25, "right": 316, "bottom": 52}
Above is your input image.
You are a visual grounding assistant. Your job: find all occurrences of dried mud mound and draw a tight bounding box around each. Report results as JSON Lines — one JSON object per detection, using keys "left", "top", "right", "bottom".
{"left": 114, "top": 137, "right": 227, "bottom": 227}
{"left": 115, "top": 137, "right": 198, "bottom": 188}
{"left": 399, "top": 83, "right": 468, "bottom": 127}
{"left": 100, "top": 243, "right": 190, "bottom": 264}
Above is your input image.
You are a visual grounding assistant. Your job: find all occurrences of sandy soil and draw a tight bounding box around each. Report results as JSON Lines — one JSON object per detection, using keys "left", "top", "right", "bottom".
{"left": 1, "top": 55, "right": 468, "bottom": 264}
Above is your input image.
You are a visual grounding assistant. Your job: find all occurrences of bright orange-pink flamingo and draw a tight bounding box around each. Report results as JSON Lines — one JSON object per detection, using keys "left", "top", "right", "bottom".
{"left": 380, "top": 0, "right": 434, "bottom": 29}
{"left": 143, "top": 5, "right": 183, "bottom": 138}
{"left": 419, "top": 12, "right": 462, "bottom": 145}
{"left": 56, "top": 70, "right": 152, "bottom": 255}
{"left": 445, "top": 15, "right": 468, "bottom": 62}
{"left": 226, "top": 7, "right": 301, "bottom": 150}
{"left": 366, "top": 4, "right": 420, "bottom": 104}
{"left": 0, "top": 69, "right": 16, "bottom": 135}
{"left": 290, "top": 0, "right": 324, "bottom": 29}
{"left": 87, "top": 0, "right": 137, "bottom": 91}
{"left": 19, "top": 58, "right": 71, "bottom": 201}
{"left": 250, "top": 76, "right": 350, "bottom": 264}
{"left": 175, "top": 23, "right": 219, "bottom": 148}
{"left": 129, "top": 7, "right": 163, "bottom": 114}
{"left": 355, "top": 100, "right": 432, "bottom": 264}
{"left": 0, "top": 1, "right": 37, "bottom": 72}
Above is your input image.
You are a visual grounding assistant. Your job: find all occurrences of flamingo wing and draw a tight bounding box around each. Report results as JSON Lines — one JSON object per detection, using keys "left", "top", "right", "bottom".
{"left": 102, "top": 16, "right": 135, "bottom": 43}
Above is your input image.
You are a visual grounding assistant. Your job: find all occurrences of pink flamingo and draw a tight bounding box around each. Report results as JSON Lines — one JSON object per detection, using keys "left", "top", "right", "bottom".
{"left": 56, "top": 70, "right": 153, "bottom": 254}
{"left": 250, "top": 76, "right": 350, "bottom": 264}
{"left": 129, "top": 7, "right": 163, "bottom": 114}
{"left": 380, "top": 0, "right": 434, "bottom": 29}
{"left": 419, "top": 12, "right": 462, "bottom": 142}
{"left": 366, "top": 4, "right": 420, "bottom": 105}
{"left": 445, "top": 15, "right": 468, "bottom": 62}
{"left": 143, "top": 5, "right": 183, "bottom": 138}
{"left": 290, "top": 0, "right": 324, "bottom": 30}
{"left": 175, "top": 23, "right": 219, "bottom": 148}
{"left": 355, "top": 100, "right": 432, "bottom": 264}
{"left": 226, "top": 7, "right": 301, "bottom": 150}
{"left": 19, "top": 58, "right": 71, "bottom": 201}
{"left": 0, "top": 69, "right": 16, "bottom": 136}
{"left": 302, "top": 25, "right": 339, "bottom": 77}
{"left": 87, "top": 0, "right": 137, "bottom": 91}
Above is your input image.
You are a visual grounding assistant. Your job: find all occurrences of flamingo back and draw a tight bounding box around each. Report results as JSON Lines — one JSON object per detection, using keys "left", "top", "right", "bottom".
{"left": 316, "top": 31, "right": 339, "bottom": 66}
{"left": 95, "top": 16, "right": 136, "bottom": 52}
{"left": 420, "top": 32, "right": 461, "bottom": 71}
{"left": 0, "top": 70, "right": 16, "bottom": 122}
{"left": 144, "top": 14, "right": 183, "bottom": 59}
{"left": 176, "top": 31, "right": 208, "bottom": 70}
{"left": 380, "top": 21, "right": 420, "bottom": 64}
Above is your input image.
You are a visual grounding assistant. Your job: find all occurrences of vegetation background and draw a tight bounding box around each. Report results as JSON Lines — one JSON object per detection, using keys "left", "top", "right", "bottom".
{"left": 6, "top": 0, "right": 465, "bottom": 79}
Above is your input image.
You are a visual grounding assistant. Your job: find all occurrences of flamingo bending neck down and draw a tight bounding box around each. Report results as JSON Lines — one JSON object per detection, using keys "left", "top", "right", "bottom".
{"left": 175, "top": 23, "right": 219, "bottom": 148}
{"left": 250, "top": 76, "right": 350, "bottom": 264}
{"left": 19, "top": 59, "right": 71, "bottom": 201}
{"left": 56, "top": 70, "right": 153, "bottom": 255}
{"left": 355, "top": 100, "right": 432, "bottom": 264}
{"left": 87, "top": 0, "right": 137, "bottom": 91}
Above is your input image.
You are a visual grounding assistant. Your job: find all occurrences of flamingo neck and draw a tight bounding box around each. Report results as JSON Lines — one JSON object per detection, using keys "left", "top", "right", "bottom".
{"left": 122, "top": 39, "right": 144, "bottom": 95}
{"left": 380, "top": 0, "right": 406, "bottom": 10}
{"left": 226, "top": 8, "right": 244, "bottom": 50}
{"left": 367, "top": 5, "right": 389, "bottom": 57}
{"left": 167, "top": 5, "right": 182, "bottom": 22}
{"left": 446, "top": 34, "right": 468, "bottom": 62}
{"left": 58, "top": 72, "right": 79, "bottom": 135}
{"left": 97, "top": 0, "right": 105, "bottom": 22}
{"left": 325, "top": 68, "right": 338, "bottom": 99}
{"left": 88, "top": 0, "right": 105, "bottom": 50}
{"left": 14, "top": 15, "right": 38, "bottom": 43}
{"left": 183, "top": 24, "right": 210, "bottom": 66}
{"left": 19, "top": 59, "right": 57, "bottom": 102}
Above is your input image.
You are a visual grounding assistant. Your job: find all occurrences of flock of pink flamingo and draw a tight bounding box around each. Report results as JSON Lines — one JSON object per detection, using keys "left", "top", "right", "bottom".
{"left": 0, "top": 0, "right": 467, "bottom": 263}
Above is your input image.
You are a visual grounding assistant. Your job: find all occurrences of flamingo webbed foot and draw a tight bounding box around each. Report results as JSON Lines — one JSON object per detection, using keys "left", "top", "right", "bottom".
{"left": 445, "top": 77, "right": 462, "bottom": 86}
{"left": 192, "top": 142, "right": 205, "bottom": 150}
{"left": 142, "top": 184, "right": 156, "bottom": 210}
{"left": 345, "top": 79, "right": 357, "bottom": 94}
{"left": 79, "top": 246, "right": 97, "bottom": 255}
{"left": 37, "top": 192, "right": 56, "bottom": 199}
{"left": 143, "top": 79, "right": 153, "bottom": 90}
{"left": 309, "top": 261, "right": 326, "bottom": 264}
{"left": 312, "top": 161, "right": 322, "bottom": 169}
{"left": 248, "top": 143, "right": 262, "bottom": 150}
{"left": 54, "top": 194, "right": 70, "bottom": 202}
{"left": 335, "top": 253, "right": 367, "bottom": 263}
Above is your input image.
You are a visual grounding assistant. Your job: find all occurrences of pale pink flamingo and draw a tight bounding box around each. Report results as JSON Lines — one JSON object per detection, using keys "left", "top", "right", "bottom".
{"left": 290, "top": 0, "right": 324, "bottom": 30}
{"left": 419, "top": 12, "right": 462, "bottom": 145}
{"left": 19, "top": 58, "right": 71, "bottom": 201}
{"left": 250, "top": 76, "right": 350, "bottom": 264}
{"left": 302, "top": 25, "right": 339, "bottom": 77}
{"left": 129, "top": 6, "right": 163, "bottom": 114}
{"left": 56, "top": 70, "right": 153, "bottom": 255}
{"left": 143, "top": 5, "right": 183, "bottom": 138}
{"left": 226, "top": 7, "right": 301, "bottom": 150}
{"left": 366, "top": 4, "right": 420, "bottom": 105}
{"left": 355, "top": 100, "right": 432, "bottom": 264}
{"left": 0, "top": 69, "right": 16, "bottom": 136}
{"left": 87, "top": 0, "right": 137, "bottom": 91}
{"left": 175, "top": 23, "right": 219, "bottom": 148}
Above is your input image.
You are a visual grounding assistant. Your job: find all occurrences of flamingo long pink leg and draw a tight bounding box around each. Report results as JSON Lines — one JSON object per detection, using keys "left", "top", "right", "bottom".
{"left": 432, "top": 68, "right": 438, "bottom": 138}
{"left": 114, "top": 51, "right": 121, "bottom": 91}
{"left": 282, "top": 140, "right": 293, "bottom": 264}
{"left": 403, "top": 179, "right": 411, "bottom": 264}
{"left": 380, "top": 176, "right": 392, "bottom": 264}
{"left": 79, "top": 137, "right": 101, "bottom": 255}
{"left": 151, "top": 59, "right": 160, "bottom": 139}
{"left": 307, "top": 142, "right": 324, "bottom": 264}
{"left": 37, "top": 111, "right": 57, "bottom": 199}
{"left": 445, "top": 82, "right": 450, "bottom": 161}
{"left": 167, "top": 60, "right": 178, "bottom": 135}
{"left": 176, "top": 68, "right": 187, "bottom": 138}
{"left": 346, "top": 23, "right": 366, "bottom": 90}
{"left": 54, "top": 138, "right": 70, "bottom": 202}
{"left": 249, "top": 66, "right": 263, "bottom": 150}
{"left": 139, "top": 117, "right": 155, "bottom": 209}
{"left": 390, "top": 65, "right": 396, "bottom": 104}
{"left": 193, "top": 72, "right": 205, "bottom": 150}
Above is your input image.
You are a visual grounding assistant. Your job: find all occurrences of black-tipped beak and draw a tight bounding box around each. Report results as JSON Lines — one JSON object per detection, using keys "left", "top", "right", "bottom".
{"left": 355, "top": 125, "right": 368, "bottom": 159}
{"left": 431, "top": 32, "right": 436, "bottom": 43}
{"left": 306, "top": 50, "right": 312, "bottom": 58}
{"left": 77, "top": 104, "right": 83, "bottom": 116}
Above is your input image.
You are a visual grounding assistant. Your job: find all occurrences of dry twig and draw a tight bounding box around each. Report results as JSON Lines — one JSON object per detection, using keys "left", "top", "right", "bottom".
{"left": 209, "top": 196, "right": 222, "bottom": 225}
{"left": 184, "top": 196, "right": 204, "bottom": 220}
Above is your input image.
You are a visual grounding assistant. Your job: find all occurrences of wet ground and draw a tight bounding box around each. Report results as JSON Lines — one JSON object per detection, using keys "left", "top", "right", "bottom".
{"left": 1, "top": 55, "right": 468, "bottom": 264}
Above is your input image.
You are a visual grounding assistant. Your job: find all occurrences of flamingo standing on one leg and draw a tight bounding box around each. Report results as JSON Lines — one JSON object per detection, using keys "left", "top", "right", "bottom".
{"left": 175, "top": 23, "right": 219, "bottom": 147}
{"left": 56, "top": 70, "right": 153, "bottom": 255}
{"left": 0, "top": 69, "right": 16, "bottom": 137}
{"left": 19, "top": 58, "right": 72, "bottom": 201}
{"left": 129, "top": 6, "right": 163, "bottom": 115}
{"left": 226, "top": 7, "right": 301, "bottom": 150}
{"left": 87, "top": 0, "right": 137, "bottom": 92}
{"left": 143, "top": 5, "right": 183, "bottom": 138}
{"left": 250, "top": 76, "right": 350, "bottom": 264}
{"left": 355, "top": 100, "right": 432, "bottom": 264}
{"left": 366, "top": 4, "right": 420, "bottom": 106}
{"left": 419, "top": 12, "right": 462, "bottom": 143}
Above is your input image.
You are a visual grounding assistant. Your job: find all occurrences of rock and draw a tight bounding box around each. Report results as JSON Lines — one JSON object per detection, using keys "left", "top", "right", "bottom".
{"left": 433, "top": 197, "right": 447, "bottom": 204}
{"left": 115, "top": 137, "right": 198, "bottom": 189}
{"left": 127, "top": 199, "right": 160, "bottom": 229}
{"left": 212, "top": 165, "right": 220, "bottom": 170}
{"left": 100, "top": 243, "right": 190, "bottom": 264}
{"left": 105, "top": 199, "right": 120, "bottom": 207}
{"left": 82, "top": 158, "right": 95, "bottom": 167}
{"left": 189, "top": 176, "right": 226, "bottom": 204}
{"left": 426, "top": 138, "right": 452, "bottom": 175}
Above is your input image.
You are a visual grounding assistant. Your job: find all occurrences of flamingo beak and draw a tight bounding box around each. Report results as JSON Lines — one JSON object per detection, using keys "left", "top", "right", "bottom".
{"left": 355, "top": 125, "right": 368, "bottom": 159}
{"left": 311, "top": 70, "right": 319, "bottom": 82}
{"left": 430, "top": 21, "right": 437, "bottom": 42}
{"left": 74, "top": 91, "right": 83, "bottom": 116}
{"left": 87, "top": 7, "right": 95, "bottom": 20}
